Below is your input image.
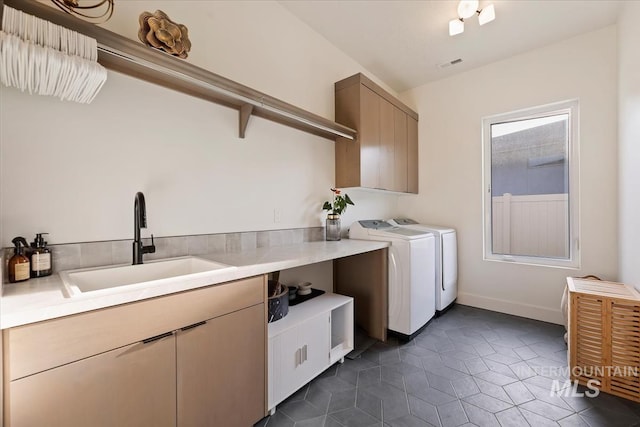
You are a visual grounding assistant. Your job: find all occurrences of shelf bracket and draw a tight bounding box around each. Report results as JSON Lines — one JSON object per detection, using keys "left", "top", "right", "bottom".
{"left": 239, "top": 104, "right": 254, "bottom": 139}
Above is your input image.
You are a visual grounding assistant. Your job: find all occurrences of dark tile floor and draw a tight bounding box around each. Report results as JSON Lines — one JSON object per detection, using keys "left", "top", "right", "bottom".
{"left": 254, "top": 304, "right": 640, "bottom": 427}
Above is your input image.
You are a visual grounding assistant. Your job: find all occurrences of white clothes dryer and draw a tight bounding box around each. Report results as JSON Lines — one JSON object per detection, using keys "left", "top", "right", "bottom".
{"left": 349, "top": 220, "right": 435, "bottom": 339}
{"left": 389, "top": 219, "right": 458, "bottom": 314}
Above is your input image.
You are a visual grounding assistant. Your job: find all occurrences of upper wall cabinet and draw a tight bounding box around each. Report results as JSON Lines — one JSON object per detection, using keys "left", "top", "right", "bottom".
{"left": 335, "top": 73, "right": 418, "bottom": 193}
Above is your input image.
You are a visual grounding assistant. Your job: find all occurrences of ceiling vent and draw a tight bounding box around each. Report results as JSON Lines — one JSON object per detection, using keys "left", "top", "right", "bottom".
{"left": 438, "top": 58, "right": 463, "bottom": 69}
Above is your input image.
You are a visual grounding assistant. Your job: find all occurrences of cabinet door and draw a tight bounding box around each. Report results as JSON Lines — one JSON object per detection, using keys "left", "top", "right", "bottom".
{"left": 360, "top": 85, "right": 381, "bottom": 189}
{"left": 379, "top": 97, "right": 395, "bottom": 191}
{"left": 407, "top": 116, "right": 419, "bottom": 194}
{"left": 393, "top": 108, "right": 408, "bottom": 193}
{"left": 271, "top": 322, "right": 304, "bottom": 406}
{"left": 176, "top": 303, "right": 265, "bottom": 427}
{"left": 296, "top": 313, "right": 330, "bottom": 383}
{"left": 7, "top": 335, "right": 176, "bottom": 427}
{"left": 270, "top": 313, "right": 330, "bottom": 407}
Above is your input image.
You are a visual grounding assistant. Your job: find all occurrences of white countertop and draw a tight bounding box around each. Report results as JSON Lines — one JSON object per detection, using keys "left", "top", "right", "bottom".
{"left": 1, "top": 239, "right": 388, "bottom": 329}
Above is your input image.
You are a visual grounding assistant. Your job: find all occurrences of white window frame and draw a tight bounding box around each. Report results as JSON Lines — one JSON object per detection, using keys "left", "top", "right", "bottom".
{"left": 482, "top": 99, "right": 580, "bottom": 269}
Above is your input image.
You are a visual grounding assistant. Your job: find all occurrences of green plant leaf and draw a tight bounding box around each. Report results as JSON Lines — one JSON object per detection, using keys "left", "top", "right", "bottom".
{"left": 345, "top": 194, "right": 354, "bottom": 205}
{"left": 322, "top": 201, "right": 332, "bottom": 211}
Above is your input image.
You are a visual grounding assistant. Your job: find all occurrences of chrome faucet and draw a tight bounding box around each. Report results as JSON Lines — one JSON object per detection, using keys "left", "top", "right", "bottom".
{"left": 133, "top": 192, "right": 156, "bottom": 265}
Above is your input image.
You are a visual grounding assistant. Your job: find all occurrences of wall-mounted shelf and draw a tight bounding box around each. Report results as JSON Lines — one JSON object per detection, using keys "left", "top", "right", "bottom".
{"left": 1, "top": 0, "right": 357, "bottom": 141}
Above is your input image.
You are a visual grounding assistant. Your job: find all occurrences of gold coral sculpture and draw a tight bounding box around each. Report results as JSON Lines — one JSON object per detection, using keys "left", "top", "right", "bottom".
{"left": 138, "top": 10, "right": 191, "bottom": 59}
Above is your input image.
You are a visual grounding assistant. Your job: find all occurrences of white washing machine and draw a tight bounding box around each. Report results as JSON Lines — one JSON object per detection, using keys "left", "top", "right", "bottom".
{"left": 389, "top": 219, "right": 458, "bottom": 314}
{"left": 349, "top": 220, "right": 436, "bottom": 339}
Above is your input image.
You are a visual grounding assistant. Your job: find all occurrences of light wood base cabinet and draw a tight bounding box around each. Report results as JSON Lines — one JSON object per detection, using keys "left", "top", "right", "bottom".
{"left": 2, "top": 275, "right": 267, "bottom": 427}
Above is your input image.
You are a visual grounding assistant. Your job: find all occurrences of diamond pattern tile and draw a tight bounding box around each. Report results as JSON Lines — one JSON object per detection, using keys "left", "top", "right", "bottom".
{"left": 462, "top": 393, "right": 513, "bottom": 413}
{"left": 387, "top": 414, "right": 435, "bottom": 427}
{"left": 464, "top": 358, "right": 489, "bottom": 376}
{"left": 255, "top": 305, "right": 640, "bottom": 426}
{"left": 472, "top": 378, "right": 513, "bottom": 404}
{"left": 558, "top": 413, "right": 591, "bottom": 427}
{"left": 330, "top": 407, "right": 381, "bottom": 427}
{"left": 328, "top": 389, "right": 357, "bottom": 414}
{"left": 503, "top": 381, "right": 535, "bottom": 405}
{"left": 437, "top": 400, "right": 468, "bottom": 426}
{"left": 280, "top": 400, "right": 327, "bottom": 422}
{"left": 451, "top": 376, "right": 481, "bottom": 399}
{"left": 356, "top": 388, "right": 383, "bottom": 420}
{"left": 494, "top": 407, "right": 529, "bottom": 427}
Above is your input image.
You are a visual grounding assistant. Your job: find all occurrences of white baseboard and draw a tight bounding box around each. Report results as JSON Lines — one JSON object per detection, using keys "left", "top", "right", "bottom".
{"left": 456, "top": 292, "right": 564, "bottom": 325}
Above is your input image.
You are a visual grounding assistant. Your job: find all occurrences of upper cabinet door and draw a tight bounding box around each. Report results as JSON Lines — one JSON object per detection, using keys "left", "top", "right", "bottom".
{"left": 394, "top": 107, "right": 409, "bottom": 193}
{"left": 407, "top": 116, "right": 419, "bottom": 194}
{"left": 335, "top": 73, "right": 418, "bottom": 193}
{"left": 360, "top": 86, "right": 381, "bottom": 189}
{"left": 379, "top": 97, "right": 396, "bottom": 191}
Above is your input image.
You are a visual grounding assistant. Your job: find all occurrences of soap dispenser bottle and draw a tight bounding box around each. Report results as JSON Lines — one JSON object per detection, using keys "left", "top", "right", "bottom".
{"left": 8, "top": 237, "right": 30, "bottom": 283}
{"left": 29, "top": 233, "right": 52, "bottom": 278}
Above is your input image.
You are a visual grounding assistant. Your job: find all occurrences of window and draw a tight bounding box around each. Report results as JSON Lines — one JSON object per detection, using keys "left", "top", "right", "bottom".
{"left": 482, "top": 100, "right": 579, "bottom": 268}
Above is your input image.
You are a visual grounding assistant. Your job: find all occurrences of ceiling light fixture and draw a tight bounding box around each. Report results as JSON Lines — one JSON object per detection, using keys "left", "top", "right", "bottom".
{"left": 449, "top": 0, "right": 495, "bottom": 36}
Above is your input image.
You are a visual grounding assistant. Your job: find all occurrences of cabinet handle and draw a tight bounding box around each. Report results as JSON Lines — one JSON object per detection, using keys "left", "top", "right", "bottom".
{"left": 296, "top": 348, "right": 301, "bottom": 366}
{"left": 142, "top": 331, "right": 173, "bottom": 344}
{"left": 181, "top": 321, "right": 206, "bottom": 331}
{"left": 302, "top": 344, "right": 308, "bottom": 362}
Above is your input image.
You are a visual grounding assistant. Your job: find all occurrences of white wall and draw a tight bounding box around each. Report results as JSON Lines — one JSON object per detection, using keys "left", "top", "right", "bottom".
{"left": 618, "top": 2, "right": 640, "bottom": 288}
{"left": 0, "top": 1, "right": 398, "bottom": 246}
{"left": 398, "top": 26, "right": 618, "bottom": 324}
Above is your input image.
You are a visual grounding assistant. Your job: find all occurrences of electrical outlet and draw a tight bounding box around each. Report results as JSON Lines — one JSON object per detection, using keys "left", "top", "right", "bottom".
{"left": 273, "top": 209, "right": 281, "bottom": 223}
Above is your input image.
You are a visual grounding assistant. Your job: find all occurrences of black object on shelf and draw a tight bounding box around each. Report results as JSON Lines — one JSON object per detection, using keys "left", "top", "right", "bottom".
{"left": 268, "top": 280, "right": 289, "bottom": 323}
{"left": 289, "top": 288, "right": 325, "bottom": 306}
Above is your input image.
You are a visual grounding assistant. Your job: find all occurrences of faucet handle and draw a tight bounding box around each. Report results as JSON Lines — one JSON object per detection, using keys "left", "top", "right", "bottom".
{"left": 149, "top": 234, "right": 156, "bottom": 253}
{"left": 144, "top": 234, "right": 156, "bottom": 254}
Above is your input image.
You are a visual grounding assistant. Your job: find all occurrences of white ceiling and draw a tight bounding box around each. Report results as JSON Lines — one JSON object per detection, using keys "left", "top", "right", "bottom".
{"left": 279, "top": 0, "right": 622, "bottom": 93}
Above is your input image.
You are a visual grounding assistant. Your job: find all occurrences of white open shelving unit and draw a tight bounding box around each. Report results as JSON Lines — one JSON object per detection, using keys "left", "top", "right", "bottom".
{"left": 267, "top": 292, "right": 354, "bottom": 413}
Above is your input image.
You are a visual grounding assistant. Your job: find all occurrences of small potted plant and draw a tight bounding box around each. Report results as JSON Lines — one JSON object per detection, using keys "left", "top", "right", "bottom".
{"left": 322, "top": 188, "right": 354, "bottom": 241}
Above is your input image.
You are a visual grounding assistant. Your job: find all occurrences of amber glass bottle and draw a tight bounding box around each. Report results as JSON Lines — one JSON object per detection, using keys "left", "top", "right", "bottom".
{"left": 8, "top": 237, "right": 30, "bottom": 283}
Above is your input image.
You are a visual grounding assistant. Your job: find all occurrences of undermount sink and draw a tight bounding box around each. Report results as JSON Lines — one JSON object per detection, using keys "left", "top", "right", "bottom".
{"left": 60, "top": 256, "right": 235, "bottom": 297}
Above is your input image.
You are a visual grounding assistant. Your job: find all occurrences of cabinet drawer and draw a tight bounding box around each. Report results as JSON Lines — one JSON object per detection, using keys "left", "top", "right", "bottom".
{"left": 4, "top": 275, "right": 265, "bottom": 381}
{"left": 6, "top": 334, "right": 176, "bottom": 427}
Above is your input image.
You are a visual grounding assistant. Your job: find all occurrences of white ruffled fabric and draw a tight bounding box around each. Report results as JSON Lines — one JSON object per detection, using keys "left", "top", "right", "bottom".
{"left": 0, "top": 6, "right": 107, "bottom": 104}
